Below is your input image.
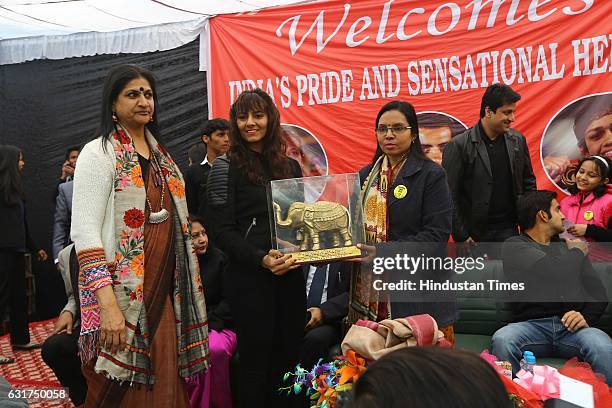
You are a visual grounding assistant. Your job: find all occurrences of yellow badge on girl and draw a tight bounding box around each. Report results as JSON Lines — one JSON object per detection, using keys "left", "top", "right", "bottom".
{"left": 394, "top": 185, "right": 408, "bottom": 199}
{"left": 583, "top": 210, "right": 594, "bottom": 221}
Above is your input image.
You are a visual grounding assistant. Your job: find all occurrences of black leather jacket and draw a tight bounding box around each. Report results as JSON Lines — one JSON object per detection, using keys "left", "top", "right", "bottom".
{"left": 442, "top": 123, "right": 536, "bottom": 242}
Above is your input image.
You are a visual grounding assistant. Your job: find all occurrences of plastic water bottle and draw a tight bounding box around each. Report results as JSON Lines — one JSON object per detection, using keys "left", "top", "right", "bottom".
{"left": 519, "top": 350, "right": 536, "bottom": 374}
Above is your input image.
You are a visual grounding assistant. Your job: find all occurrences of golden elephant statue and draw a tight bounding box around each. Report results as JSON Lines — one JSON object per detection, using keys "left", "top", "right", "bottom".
{"left": 273, "top": 201, "right": 353, "bottom": 251}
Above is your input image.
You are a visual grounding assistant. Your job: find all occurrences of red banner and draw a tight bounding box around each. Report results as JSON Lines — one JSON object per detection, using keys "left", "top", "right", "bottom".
{"left": 208, "top": 0, "right": 611, "bottom": 193}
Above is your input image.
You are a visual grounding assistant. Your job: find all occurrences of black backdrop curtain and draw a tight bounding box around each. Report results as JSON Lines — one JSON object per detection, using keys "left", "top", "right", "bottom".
{"left": 0, "top": 39, "right": 207, "bottom": 319}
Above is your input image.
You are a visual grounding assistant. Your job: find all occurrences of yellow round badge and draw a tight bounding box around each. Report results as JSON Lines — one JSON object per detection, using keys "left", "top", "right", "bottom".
{"left": 583, "top": 210, "right": 594, "bottom": 221}
{"left": 394, "top": 185, "right": 408, "bottom": 199}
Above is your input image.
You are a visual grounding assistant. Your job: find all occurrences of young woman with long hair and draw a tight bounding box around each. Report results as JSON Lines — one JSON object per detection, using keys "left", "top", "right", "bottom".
{"left": 0, "top": 145, "right": 48, "bottom": 362}
{"left": 207, "top": 89, "right": 305, "bottom": 407}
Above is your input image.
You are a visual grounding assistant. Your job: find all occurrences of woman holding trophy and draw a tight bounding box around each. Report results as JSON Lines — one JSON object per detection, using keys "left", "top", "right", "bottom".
{"left": 206, "top": 89, "right": 305, "bottom": 407}
{"left": 350, "top": 100, "right": 458, "bottom": 344}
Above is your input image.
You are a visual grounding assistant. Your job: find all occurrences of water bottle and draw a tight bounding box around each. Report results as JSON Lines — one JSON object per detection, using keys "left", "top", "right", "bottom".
{"left": 519, "top": 350, "right": 536, "bottom": 374}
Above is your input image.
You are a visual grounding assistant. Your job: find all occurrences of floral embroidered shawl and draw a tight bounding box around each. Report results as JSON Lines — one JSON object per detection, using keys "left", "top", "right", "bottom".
{"left": 78, "top": 126, "right": 209, "bottom": 385}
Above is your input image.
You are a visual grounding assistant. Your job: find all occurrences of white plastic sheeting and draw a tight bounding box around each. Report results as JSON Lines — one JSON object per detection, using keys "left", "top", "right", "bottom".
{"left": 0, "top": 0, "right": 311, "bottom": 65}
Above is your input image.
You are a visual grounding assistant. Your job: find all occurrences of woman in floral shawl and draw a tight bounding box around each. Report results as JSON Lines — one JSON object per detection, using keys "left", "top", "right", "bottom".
{"left": 71, "top": 65, "right": 209, "bottom": 407}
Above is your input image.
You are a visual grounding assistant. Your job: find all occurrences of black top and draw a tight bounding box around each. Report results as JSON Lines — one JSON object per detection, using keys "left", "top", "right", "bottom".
{"left": 207, "top": 152, "right": 302, "bottom": 272}
{"left": 137, "top": 153, "right": 150, "bottom": 182}
{"left": 479, "top": 122, "right": 516, "bottom": 227}
{"left": 184, "top": 161, "right": 212, "bottom": 217}
{"left": 586, "top": 218, "right": 612, "bottom": 242}
{"left": 502, "top": 234, "right": 608, "bottom": 325}
{"left": 0, "top": 198, "right": 36, "bottom": 253}
{"left": 197, "top": 248, "right": 233, "bottom": 331}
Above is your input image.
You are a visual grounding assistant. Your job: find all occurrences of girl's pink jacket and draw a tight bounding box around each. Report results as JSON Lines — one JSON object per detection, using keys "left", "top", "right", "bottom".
{"left": 560, "top": 184, "right": 612, "bottom": 241}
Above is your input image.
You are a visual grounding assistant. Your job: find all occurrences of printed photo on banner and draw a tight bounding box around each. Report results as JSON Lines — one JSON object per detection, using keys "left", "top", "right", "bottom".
{"left": 417, "top": 112, "right": 467, "bottom": 165}
{"left": 541, "top": 92, "right": 612, "bottom": 191}
{"left": 281, "top": 123, "right": 328, "bottom": 176}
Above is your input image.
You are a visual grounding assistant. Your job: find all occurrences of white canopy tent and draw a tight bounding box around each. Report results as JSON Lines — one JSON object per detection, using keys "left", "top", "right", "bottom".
{"left": 0, "top": 0, "right": 312, "bottom": 66}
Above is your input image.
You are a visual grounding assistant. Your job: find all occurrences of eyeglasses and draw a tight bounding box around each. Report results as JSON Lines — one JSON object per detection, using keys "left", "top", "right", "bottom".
{"left": 375, "top": 125, "right": 412, "bottom": 136}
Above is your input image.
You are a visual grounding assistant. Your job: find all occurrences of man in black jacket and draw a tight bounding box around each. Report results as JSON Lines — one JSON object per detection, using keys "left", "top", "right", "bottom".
{"left": 301, "top": 262, "right": 350, "bottom": 369}
{"left": 492, "top": 191, "right": 611, "bottom": 384}
{"left": 184, "top": 118, "right": 230, "bottom": 217}
{"left": 442, "top": 84, "right": 536, "bottom": 244}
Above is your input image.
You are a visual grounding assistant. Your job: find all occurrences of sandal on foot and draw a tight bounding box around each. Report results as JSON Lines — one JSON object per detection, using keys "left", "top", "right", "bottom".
{"left": 12, "top": 342, "right": 41, "bottom": 350}
{"left": 0, "top": 355, "right": 14, "bottom": 364}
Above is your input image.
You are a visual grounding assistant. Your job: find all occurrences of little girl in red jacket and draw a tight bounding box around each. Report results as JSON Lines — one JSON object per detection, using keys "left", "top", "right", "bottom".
{"left": 560, "top": 156, "right": 611, "bottom": 242}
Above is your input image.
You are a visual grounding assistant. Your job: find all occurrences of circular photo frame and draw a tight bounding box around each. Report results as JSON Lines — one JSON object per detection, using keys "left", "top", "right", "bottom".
{"left": 417, "top": 111, "right": 468, "bottom": 165}
{"left": 281, "top": 123, "right": 329, "bottom": 177}
{"left": 540, "top": 92, "right": 612, "bottom": 191}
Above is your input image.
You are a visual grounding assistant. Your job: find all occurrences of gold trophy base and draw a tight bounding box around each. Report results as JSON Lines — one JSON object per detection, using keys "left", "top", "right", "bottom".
{"left": 290, "top": 245, "right": 362, "bottom": 265}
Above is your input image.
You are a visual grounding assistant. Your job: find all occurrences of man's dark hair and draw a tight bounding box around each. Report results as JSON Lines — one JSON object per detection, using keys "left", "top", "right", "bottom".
{"left": 573, "top": 95, "right": 612, "bottom": 152}
{"left": 64, "top": 146, "right": 81, "bottom": 160}
{"left": 517, "top": 190, "right": 557, "bottom": 231}
{"left": 202, "top": 118, "right": 230, "bottom": 140}
{"left": 417, "top": 112, "right": 466, "bottom": 137}
{"left": 348, "top": 347, "right": 510, "bottom": 408}
{"left": 479, "top": 84, "right": 521, "bottom": 118}
{"left": 187, "top": 144, "right": 207, "bottom": 165}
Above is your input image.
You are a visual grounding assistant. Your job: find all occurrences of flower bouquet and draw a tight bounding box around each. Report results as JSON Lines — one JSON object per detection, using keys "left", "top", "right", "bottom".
{"left": 280, "top": 349, "right": 366, "bottom": 408}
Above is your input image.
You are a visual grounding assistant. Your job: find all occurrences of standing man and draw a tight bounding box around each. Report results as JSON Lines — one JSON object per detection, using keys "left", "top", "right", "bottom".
{"left": 52, "top": 180, "right": 73, "bottom": 265}
{"left": 442, "top": 84, "right": 536, "bottom": 244}
{"left": 54, "top": 146, "right": 79, "bottom": 201}
{"left": 59, "top": 146, "right": 80, "bottom": 184}
{"left": 184, "top": 118, "right": 230, "bottom": 217}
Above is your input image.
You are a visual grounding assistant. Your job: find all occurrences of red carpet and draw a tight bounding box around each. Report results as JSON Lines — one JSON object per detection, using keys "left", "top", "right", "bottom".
{"left": 0, "top": 319, "right": 74, "bottom": 407}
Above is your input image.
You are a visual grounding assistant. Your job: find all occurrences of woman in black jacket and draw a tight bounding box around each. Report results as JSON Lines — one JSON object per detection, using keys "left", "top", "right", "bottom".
{"left": 350, "top": 101, "right": 458, "bottom": 343}
{"left": 0, "top": 145, "right": 48, "bottom": 362}
{"left": 207, "top": 89, "right": 305, "bottom": 407}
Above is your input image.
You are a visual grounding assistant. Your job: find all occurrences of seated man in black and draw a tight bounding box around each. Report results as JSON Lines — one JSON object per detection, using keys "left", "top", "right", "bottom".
{"left": 492, "top": 190, "right": 611, "bottom": 384}
{"left": 300, "top": 262, "right": 351, "bottom": 368}
{"left": 41, "top": 244, "right": 87, "bottom": 406}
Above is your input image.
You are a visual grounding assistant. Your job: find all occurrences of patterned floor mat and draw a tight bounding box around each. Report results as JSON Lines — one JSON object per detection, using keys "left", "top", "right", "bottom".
{"left": 0, "top": 319, "right": 74, "bottom": 407}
